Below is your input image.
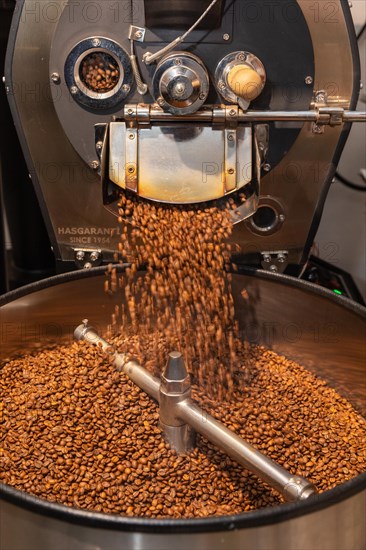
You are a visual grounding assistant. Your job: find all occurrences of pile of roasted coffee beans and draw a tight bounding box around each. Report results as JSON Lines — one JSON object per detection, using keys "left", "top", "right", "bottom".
{"left": 80, "top": 52, "right": 120, "bottom": 93}
{"left": 1, "top": 335, "right": 365, "bottom": 517}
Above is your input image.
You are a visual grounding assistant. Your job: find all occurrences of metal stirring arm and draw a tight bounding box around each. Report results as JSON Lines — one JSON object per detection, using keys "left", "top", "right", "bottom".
{"left": 74, "top": 320, "right": 316, "bottom": 502}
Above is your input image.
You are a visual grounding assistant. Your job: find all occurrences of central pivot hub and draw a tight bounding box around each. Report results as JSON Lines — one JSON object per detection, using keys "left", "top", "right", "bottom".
{"left": 169, "top": 77, "right": 193, "bottom": 100}
{"left": 153, "top": 52, "right": 209, "bottom": 115}
{"left": 159, "top": 351, "right": 196, "bottom": 454}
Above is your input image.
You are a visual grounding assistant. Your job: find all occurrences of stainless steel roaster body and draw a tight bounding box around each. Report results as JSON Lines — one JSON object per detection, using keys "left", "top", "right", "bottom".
{"left": 4, "top": 0, "right": 364, "bottom": 273}
{"left": 0, "top": 267, "right": 365, "bottom": 550}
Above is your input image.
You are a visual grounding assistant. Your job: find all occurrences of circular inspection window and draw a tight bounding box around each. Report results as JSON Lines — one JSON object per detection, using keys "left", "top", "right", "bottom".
{"left": 64, "top": 37, "right": 133, "bottom": 110}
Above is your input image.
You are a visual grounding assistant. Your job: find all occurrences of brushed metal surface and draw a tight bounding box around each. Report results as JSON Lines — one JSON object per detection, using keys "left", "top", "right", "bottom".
{"left": 6, "top": 0, "right": 122, "bottom": 261}
{"left": 109, "top": 122, "right": 252, "bottom": 202}
{"left": 5, "top": 0, "right": 326, "bottom": 264}
{"left": 236, "top": 0, "right": 357, "bottom": 265}
{"left": 1, "top": 490, "right": 365, "bottom": 550}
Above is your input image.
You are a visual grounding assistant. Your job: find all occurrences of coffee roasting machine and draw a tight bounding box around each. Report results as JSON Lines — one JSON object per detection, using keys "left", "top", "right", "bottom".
{"left": 1, "top": 1, "right": 366, "bottom": 550}
{"left": 3, "top": 0, "right": 366, "bottom": 275}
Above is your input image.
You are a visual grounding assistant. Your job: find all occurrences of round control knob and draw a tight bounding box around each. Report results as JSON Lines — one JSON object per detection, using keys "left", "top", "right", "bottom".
{"left": 215, "top": 51, "right": 266, "bottom": 109}
{"left": 227, "top": 64, "right": 263, "bottom": 102}
{"left": 153, "top": 52, "right": 209, "bottom": 115}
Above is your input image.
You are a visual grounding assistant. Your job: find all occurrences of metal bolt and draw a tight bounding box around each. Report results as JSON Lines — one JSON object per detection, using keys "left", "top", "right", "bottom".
{"left": 128, "top": 133, "right": 135, "bottom": 140}
{"left": 2, "top": 76, "right": 5, "bottom": 83}
{"left": 90, "top": 160, "right": 100, "bottom": 170}
{"left": 122, "top": 84, "right": 130, "bottom": 93}
{"left": 229, "top": 109, "right": 236, "bottom": 116}
{"left": 360, "top": 82, "right": 364, "bottom": 90}
{"left": 218, "top": 80, "right": 226, "bottom": 91}
{"left": 127, "top": 166, "right": 135, "bottom": 174}
{"left": 223, "top": 33, "right": 230, "bottom": 41}
{"left": 174, "top": 58, "right": 182, "bottom": 65}
{"left": 227, "top": 134, "right": 235, "bottom": 142}
{"left": 92, "top": 38, "right": 101, "bottom": 47}
{"left": 199, "top": 92, "right": 206, "bottom": 100}
{"left": 75, "top": 250, "right": 85, "bottom": 261}
{"left": 134, "top": 30, "right": 143, "bottom": 39}
{"left": 279, "top": 214, "right": 285, "bottom": 223}
{"left": 305, "top": 76, "right": 313, "bottom": 85}
{"left": 157, "top": 97, "right": 165, "bottom": 106}
{"left": 174, "top": 83, "right": 185, "bottom": 95}
{"left": 227, "top": 168, "right": 235, "bottom": 175}
{"left": 70, "top": 86, "right": 78, "bottom": 95}
{"left": 51, "top": 72, "right": 60, "bottom": 84}
{"left": 263, "top": 255, "right": 271, "bottom": 263}
{"left": 312, "top": 123, "right": 324, "bottom": 134}
{"left": 96, "top": 141, "right": 103, "bottom": 151}
{"left": 83, "top": 262, "right": 93, "bottom": 269}
{"left": 269, "top": 265, "right": 278, "bottom": 272}
{"left": 277, "top": 253, "right": 286, "bottom": 263}
{"left": 348, "top": 1, "right": 352, "bottom": 7}
{"left": 90, "top": 251, "right": 100, "bottom": 262}
{"left": 127, "top": 108, "right": 134, "bottom": 115}
{"left": 315, "top": 91, "right": 326, "bottom": 103}
{"left": 263, "top": 163, "right": 271, "bottom": 172}
{"left": 237, "top": 53, "right": 247, "bottom": 62}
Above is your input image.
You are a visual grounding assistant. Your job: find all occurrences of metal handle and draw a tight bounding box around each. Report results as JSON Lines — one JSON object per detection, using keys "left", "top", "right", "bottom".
{"left": 123, "top": 104, "right": 366, "bottom": 124}
{"left": 74, "top": 321, "right": 160, "bottom": 400}
{"left": 177, "top": 400, "right": 315, "bottom": 501}
{"left": 74, "top": 322, "right": 316, "bottom": 502}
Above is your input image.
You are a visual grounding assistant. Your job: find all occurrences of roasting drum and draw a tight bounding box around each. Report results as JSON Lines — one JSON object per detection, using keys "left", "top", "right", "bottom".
{"left": 0, "top": 267, "right": 365, "bottom": 550}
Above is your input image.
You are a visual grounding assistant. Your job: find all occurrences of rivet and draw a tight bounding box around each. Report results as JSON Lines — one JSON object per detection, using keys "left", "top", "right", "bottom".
{"left": 51, "top": 72, "right": 60, "bottom": 84}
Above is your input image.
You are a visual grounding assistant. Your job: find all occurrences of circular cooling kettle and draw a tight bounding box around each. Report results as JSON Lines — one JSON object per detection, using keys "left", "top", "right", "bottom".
{"left": 0, "top": 267, "right": 365, "bottom": 550}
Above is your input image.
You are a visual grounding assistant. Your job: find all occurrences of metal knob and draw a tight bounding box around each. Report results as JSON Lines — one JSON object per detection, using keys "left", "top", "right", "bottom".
{"left": 227, "top": 64, "right": 263, "bottom": 102}
{"left": 152, "top": 52, "right": 209, "bottom": 115}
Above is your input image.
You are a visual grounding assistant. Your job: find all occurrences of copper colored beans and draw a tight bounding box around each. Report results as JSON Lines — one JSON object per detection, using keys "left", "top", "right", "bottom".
{"left": 80, "top": 53, "right": 120, "bottom": 94}
{"left": 1, "top": 339, "right": 365, "bottom": 517}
